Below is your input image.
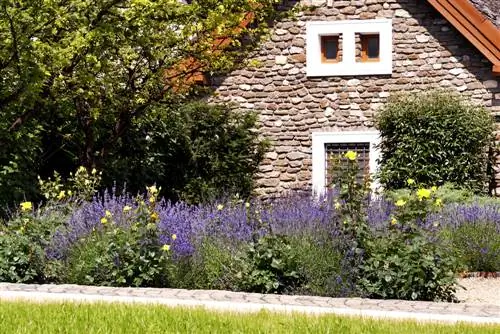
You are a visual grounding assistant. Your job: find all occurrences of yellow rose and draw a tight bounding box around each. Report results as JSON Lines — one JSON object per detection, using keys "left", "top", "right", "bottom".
{"left": 20, "top": 202, "right": 32, "bottom": 211}
{"left": 416, "top": 188, "right": 431, "bottom": 200}
{"left": 57, "top": 190, "right": 65, "bottom": 200}
{"left": 395, "top": 199, "right": 407, "bottom": 207}
{"left": 344, "top": 151, "right": 357, "bottom": 161}
{"left": 150, "top": 212, "right": 159, "bottom": 221}
{"left": 147, "top": 185, "right": 158, "bottom": 195}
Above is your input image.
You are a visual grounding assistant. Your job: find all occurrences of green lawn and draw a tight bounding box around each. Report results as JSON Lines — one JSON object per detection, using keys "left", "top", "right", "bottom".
{"left": 0, "top": 301, "right": 498, "bottom": 334}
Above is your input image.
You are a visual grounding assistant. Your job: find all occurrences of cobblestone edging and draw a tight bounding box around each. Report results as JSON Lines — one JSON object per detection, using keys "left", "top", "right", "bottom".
{"left": 1, "top": 283, "right": 499, "bottom": 324}
{"left": 459, "top": 272, "right": 500, "bottom": 278}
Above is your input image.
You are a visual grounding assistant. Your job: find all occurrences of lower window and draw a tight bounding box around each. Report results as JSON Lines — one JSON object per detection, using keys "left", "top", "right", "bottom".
{"left": 311, "top": 131, "right": 380, "bottom": 194}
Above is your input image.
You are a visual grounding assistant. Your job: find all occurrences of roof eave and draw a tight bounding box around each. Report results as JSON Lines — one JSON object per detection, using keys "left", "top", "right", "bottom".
{"left": 427, "top": 0, "right": 500, "bottom": 76}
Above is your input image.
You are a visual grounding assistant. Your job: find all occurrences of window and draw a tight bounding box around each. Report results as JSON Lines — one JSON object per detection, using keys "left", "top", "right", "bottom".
{"left": 321, "top": 35, "right": 340, "bottom": 63}
{"left": 306, "top": 19, "right": 392, "bottom": 76}
{"left": 311, "top": 131, "right": 380, "bottom": 194}
{"left": 360, "top": 34, "right": 380, "bottom": 62}
{"left": 325, "top": 142, "right": 370, "bottom": 186}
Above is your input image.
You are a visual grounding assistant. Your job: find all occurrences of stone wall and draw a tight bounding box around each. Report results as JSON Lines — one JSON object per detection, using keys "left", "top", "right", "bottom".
{"left": 212, "top": 0, "right": 500, "bottom": 196}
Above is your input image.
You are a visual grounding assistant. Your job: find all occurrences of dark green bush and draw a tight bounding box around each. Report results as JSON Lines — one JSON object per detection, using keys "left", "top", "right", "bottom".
{"left": 376, "top": 91, "right": 494, "bottom": 192}
{"left": 104, "top": 101, "right": 268, "bottom": 203}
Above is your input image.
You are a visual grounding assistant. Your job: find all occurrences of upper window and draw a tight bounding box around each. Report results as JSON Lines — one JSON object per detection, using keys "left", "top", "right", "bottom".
{"left": 360, "top": 34, "right": 380, "bottom": 62}
{"left": 306, "top": 19, "right": 392, "bottom": 77}
{"left": 321, "top": 35, "right": 341, "bottom": 63}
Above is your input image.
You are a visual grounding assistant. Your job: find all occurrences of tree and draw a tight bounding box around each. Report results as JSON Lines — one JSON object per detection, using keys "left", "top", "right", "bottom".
{"left": 0, "top": 0, "right": 289, "bottom": 204}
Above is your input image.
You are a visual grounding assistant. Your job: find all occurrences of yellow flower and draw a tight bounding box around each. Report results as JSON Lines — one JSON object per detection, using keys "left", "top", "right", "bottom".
{"left": 105, "top": 210, "right": 112, "bottom": 218}
{"left": 162, "top": 244, "right": 171, "bottom": 252}
{"left": 431, "top": 186, "right": 437, "bottom": 192}
{"left": 344, "top": 151, "right": 357, "bottom": 161}
{"left": 171, "top": 234, "right": 177, "bottom": 240}
{"left": 67, "top": 190, "right": 73, "bottom": 196}
{"left": 100, "top": 217, "right": 108, "bottom": 225}
{"left": 395, "top": 199, "right": 407, "bottom": 207}
{"left": 150, "top": 212, "right": 159, "bottom": 221}
{"left": 91, "top": 168, "right": 97, "bottom": 175}
{"left": 245, "top": 202, "right": 250, "bottom": 208}
{"left": 407, "top": 178, "right": 415, "bottom": 186}
{"left": 77, "top": 166, "right": 86, "bottom": 174}
{"left": 149, "top": 196, "right": 155, "bottom": 204}
{"left": 334, "top": 201, "right": 341, "bottom": 210}
{"left": 434, "top": 198, "right": 443, "bottom": 207}
{"left": 20, "top": 202, "right": 32, "bottom": 212}
{"left": 217, "top": 204, "right": 224, "bottom": 211}
{"left": 391, "top": 217, "right": 398, "bottom": 225}
{"left": 57, "top": 190, "right": 65, "bottom": 200}
{"left": 147, "top": 185, "right": 158, "bottom": 195}
{"left": 123, "top": 206, "right": 132, "bottom": 213}
{"left": 416, "top": 188, "right": 431, "bottom": 200}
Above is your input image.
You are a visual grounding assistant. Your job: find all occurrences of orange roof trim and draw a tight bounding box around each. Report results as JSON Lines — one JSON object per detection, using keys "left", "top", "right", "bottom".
{"left": 427, "top": 0, "right": 500, "bottom": 75}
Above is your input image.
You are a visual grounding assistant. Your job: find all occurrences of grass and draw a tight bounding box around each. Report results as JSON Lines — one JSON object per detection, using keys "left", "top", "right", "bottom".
{"left": 0, "top": 301, "right": 499, "bottom": 333}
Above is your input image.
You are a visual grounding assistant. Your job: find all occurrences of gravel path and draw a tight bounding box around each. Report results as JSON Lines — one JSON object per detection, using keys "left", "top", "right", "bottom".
{"left": 456, "top": 278, "right": 500, "bottom": 306}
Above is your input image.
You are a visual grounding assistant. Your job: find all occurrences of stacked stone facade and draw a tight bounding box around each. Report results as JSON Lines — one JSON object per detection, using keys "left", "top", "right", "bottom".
{"left": 212, "top": 0, "right": 500, "bottom": 196}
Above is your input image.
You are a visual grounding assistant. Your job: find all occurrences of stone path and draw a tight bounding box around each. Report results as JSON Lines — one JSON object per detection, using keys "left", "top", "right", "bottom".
{"left": 1, "top": 283, "right": 499, "bottom": 325}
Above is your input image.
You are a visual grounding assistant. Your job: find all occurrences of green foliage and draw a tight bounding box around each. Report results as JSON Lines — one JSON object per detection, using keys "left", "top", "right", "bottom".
{"left": 360, "top": 187, "right": 458, "bottom": 302}
{"left": 105, "top": 102, "right": 268, "bottom": 203}
{"left": 376, "top": 91, "right": 494, "bottom": 192}
{"left": 441, "top": 223, "right": 500, "bottom": 273}
{"left": 39, "top": 166, "right": 102, "bottom": 203}
{"left": 236, "top": 235, "right": 303, "bottom": 294}
{"left": 65, "top": 188, "right": 171, "bottom": 287}
{"left": 360, "top": 233, "right": 459, "bottom": 301}
{"left": 288, "top": 236, "right": 352, "bottom": 297}
{"left": 0, "top": 203, "right": 67, "bottom": 283}
{"left": 168, "top": 237, "right": 240, "bottom": 291}
{"left": 329, "top": 151, "right": 371, "bottom": 246}
{"left": 0, "top": 0, "right": 290, "bottom": 208}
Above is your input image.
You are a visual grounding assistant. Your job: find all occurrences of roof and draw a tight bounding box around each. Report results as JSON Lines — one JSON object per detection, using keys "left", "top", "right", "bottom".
{"left": 427, "top": 0, "right": 500, "bottom": 75}
{"left": 469, "top": 0, "right": 500, "bottom": 28}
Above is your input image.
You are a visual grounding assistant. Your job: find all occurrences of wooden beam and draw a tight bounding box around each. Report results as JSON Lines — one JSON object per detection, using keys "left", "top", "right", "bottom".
{"left": 427, "top": 0, "right": 500, "bottom": 75}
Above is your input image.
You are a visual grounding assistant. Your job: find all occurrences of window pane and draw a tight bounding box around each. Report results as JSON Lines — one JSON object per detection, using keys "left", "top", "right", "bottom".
{"left": 325, "top": 39, "right": 338, "bottom": 60}
{"left": 367, "top": 36, "right": 379, "bottom": 59}
{"left": 325, "top": 142, "right": 370, "bottom": 187}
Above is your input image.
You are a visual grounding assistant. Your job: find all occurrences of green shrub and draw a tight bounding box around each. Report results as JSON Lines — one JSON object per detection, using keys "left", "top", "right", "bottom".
{"left": 289, "top": 236, "right": 354, "bottom": 297}
{"left": 376, "top": 91, "right": 494, "bottom": 192}
{"left": 360, "top": 186, "right": 459, "bottom": 301}
{"left": 64, "top": 187, "right": 171, "bottom": 287}
{"left": 168, "top": 238, "right": 241, "bottom": 291}
{"left": 104, "top": 101, "right": 268, "bottom": 203}
{"left": 441, "top": 223, "right": 500, "bottom": 273}
{"left": 235, "top": 235, "right": 304, "bottom": 294}
{"left": 0, "top": 202, "right": 67, "bottom": 283}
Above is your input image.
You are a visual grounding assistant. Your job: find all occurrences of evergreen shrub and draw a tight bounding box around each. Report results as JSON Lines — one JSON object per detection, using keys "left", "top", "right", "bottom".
{"left": 376, "top": 91, "right": 494, "bottom": 192}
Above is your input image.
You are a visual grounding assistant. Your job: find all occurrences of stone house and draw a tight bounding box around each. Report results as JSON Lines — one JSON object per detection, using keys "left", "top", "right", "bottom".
{"left": 210, "top": 0, "right": 500, "bottom": 196}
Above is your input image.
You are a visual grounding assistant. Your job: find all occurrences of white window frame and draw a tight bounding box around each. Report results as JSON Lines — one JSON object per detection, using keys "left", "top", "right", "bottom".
{"left": 311, "top": 131, "right": 380, "bottom": 195}
{"left": 306, "top": 19, "right": 393, "bottom": 77}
